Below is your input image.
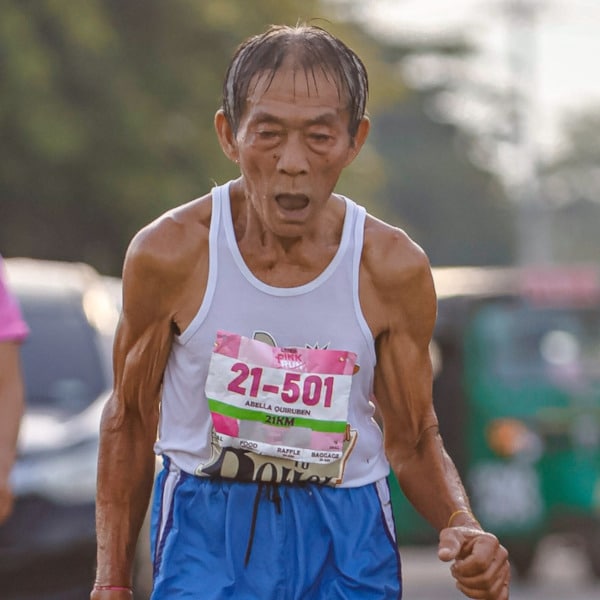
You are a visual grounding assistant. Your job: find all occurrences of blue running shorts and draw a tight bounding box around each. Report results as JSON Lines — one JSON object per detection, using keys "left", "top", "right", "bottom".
{"left": 149, "top": 461, "right": 402, "bottom": 599}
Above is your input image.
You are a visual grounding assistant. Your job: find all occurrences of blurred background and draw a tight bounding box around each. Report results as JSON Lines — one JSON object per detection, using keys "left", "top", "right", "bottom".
{"left": 1, "top": 0, "right": 599, "bottom": 598}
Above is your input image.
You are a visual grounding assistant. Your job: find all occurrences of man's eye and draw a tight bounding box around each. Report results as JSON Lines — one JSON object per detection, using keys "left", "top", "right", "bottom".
{"left": 309, "top": 133, "right": 332, "bottom": 143}
{"left": 257, "top": 130, "right": 279, "bottom": 139}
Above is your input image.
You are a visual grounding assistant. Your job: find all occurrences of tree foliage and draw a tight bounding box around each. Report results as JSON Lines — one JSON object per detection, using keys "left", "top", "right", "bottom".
{"left": 540, "top": 109, "right": 600, "bottom": 263}
{"left": 0, "top": 0, "right": 356, "bottom": 273}
{"left": 1, "top": 0, "right": 515, "bottom": 274}
{"left": 370, "top": 93, "right": 516, "bottom": 266}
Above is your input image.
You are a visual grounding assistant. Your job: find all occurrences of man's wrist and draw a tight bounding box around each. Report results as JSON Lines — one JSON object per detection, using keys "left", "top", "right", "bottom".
{"left": 94, "top": 585, "right": 132, "bottom": 592}
{"left": 92, "top": 583, "right": 133, "bottom": 597}
{"left": 447, "top": 508, "right": 481, "bottom": 529}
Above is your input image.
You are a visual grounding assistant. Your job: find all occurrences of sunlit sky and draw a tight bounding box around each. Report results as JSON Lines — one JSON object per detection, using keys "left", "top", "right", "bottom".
{"left": 345, "top": 0, "right": 600, "bottom": 160}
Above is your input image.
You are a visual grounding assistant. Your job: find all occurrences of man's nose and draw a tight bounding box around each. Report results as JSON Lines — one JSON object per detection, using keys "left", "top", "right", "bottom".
{"left": 276, "top": 133, "right": 309, "bottom": 176}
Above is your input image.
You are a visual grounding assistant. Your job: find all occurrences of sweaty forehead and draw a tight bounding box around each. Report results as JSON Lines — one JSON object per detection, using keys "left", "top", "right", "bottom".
{"left": 246, "top": 61, "right": 348, "bottom": 109}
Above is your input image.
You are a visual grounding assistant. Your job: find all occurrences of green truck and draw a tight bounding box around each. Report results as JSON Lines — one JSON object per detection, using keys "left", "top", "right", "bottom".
{"left": 390, "top": 266, "right": 600, "bottom": 578}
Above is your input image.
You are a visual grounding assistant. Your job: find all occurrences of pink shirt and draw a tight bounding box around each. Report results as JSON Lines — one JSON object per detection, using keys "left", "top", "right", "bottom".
{"left": 0, "top": 256, "right": 29, "bottom": 343}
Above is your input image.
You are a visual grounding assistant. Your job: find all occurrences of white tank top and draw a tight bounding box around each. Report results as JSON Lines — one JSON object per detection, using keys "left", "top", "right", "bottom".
{"left": 155, "top": 181, "right": 390, "bottom": 487}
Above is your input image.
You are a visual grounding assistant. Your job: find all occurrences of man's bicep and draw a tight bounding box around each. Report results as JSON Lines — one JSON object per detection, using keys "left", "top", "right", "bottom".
{"left": 373, "top": 260, "right": 439, "bottom": 461}
{"left": 111, "top": 250, "right": 177, "bottom": 414}
{"left": 374, "top": 328, "right": 438, "bottom": 461}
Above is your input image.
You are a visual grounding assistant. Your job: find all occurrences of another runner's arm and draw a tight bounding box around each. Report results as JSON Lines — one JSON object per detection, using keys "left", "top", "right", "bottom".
{"left": 366, "top": 222, "right": 480, "bottom": 532}
{"left": 0, "top": 341, "right": 25, "bottom": 524}
{"left": 93, "top": 223, "right": 187, "bottom": 597}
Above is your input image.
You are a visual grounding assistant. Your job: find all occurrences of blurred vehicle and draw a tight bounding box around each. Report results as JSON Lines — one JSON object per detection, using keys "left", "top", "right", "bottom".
{"left": 390, "top": 265, "right": 600, "bottom": 579}
{"left": 0, "top": 258, "right": 119, "bottom": 599}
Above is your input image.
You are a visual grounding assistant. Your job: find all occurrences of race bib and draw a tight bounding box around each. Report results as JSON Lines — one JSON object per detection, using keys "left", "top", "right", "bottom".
{"left": 205, "top": 331, "right": 356, "bottom": 464}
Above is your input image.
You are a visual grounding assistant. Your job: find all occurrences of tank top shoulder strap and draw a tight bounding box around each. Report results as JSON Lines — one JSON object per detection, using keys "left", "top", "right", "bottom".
{"left": 176, "top": 182, "right": 228, "bottom": 344}
{"left": 210, "top": 180, "right": 229, "bottom": 238}
{"left": 336, "top": 194, "right": 366, "bottom": 274}
{"left": 342, "top": 197, "right": 374, "bottom": 360}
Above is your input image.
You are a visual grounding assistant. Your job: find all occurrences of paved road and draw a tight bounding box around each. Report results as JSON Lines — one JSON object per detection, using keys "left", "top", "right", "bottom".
{"left": 400, "top": 535, "right": 600, "bottom": 599}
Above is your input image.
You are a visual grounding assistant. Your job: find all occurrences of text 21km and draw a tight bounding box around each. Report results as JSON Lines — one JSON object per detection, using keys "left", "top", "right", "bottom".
{"left": 227, "top": 362, "right": 334, "bottom": 407}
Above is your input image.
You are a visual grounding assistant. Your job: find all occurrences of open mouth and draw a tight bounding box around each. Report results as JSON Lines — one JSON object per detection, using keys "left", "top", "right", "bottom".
{"left": 275, "top": 193, "right": 309, "bottom": 211}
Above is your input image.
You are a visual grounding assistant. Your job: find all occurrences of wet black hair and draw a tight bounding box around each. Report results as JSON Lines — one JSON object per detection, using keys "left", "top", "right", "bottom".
{"left": 222, "top": 24, "right": 369, "bottom": 138}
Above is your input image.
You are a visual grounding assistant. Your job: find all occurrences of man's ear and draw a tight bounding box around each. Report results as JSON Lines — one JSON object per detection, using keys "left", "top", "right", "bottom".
{"left": 344, "top": 116, "right": 370, "bottom": 167}
{"left": 214, "top": 109, "right": 239, "bottom": 163}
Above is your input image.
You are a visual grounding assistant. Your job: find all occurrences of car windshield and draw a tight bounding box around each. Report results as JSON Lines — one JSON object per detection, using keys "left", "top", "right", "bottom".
{"left": 17, "top": 291, "right": 109, "bottom": 416}
{"left": 477, "top": 304, "right": 600, "bottom": 386}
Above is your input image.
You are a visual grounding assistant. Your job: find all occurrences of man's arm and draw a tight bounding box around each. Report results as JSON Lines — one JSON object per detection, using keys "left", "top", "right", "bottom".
{"left": 91, "top": 218, "right": 198, "bottom": 599}
{"left": 0, "top": 340, "right": 25, "bottom": 524}
{"left": 362, "top": 219, "right": 509, "bottom": 599}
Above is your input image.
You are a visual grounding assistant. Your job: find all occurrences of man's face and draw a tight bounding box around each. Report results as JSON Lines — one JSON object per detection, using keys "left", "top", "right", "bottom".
{"left": 232, "top": 61, "right": 367, "bottom": 237}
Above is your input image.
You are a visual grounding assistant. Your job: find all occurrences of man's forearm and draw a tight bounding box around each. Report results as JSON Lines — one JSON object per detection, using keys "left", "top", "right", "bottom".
{"left": 0, "top": 344, "right": 25, "bottom": 484}
{"left": 95, "top": 402, "right": 157, "bottom": 586}
{"left": 393, "top": 427, "right": 480, "bottom": 532}
{"left": 0, "top": 402, "right": 22, "bottom": 483}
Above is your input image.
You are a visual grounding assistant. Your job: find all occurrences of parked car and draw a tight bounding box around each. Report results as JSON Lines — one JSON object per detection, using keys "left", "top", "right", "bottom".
{"left": 0, "top": 258, "right": 119, "bottom": 599}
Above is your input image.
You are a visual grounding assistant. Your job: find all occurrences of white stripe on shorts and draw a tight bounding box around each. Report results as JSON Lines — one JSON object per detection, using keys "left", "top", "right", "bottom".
{"left": 156, "top": 466, "right": 181, "bottom": 555}
{"left": 376, "top": 477, "right": 397, "bottom": 543}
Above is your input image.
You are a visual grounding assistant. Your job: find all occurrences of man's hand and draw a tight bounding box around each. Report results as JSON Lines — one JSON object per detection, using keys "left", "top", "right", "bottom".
{"left": 438, "top": 526, "right": 510, "bottom": 599}
{"left": 0, "top": 478, "right": 14, "bottom": 524}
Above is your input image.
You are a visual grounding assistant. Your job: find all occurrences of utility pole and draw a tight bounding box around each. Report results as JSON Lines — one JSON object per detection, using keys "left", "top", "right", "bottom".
{"left": 505, "top": 0, "right": 551, "bottom": 266}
